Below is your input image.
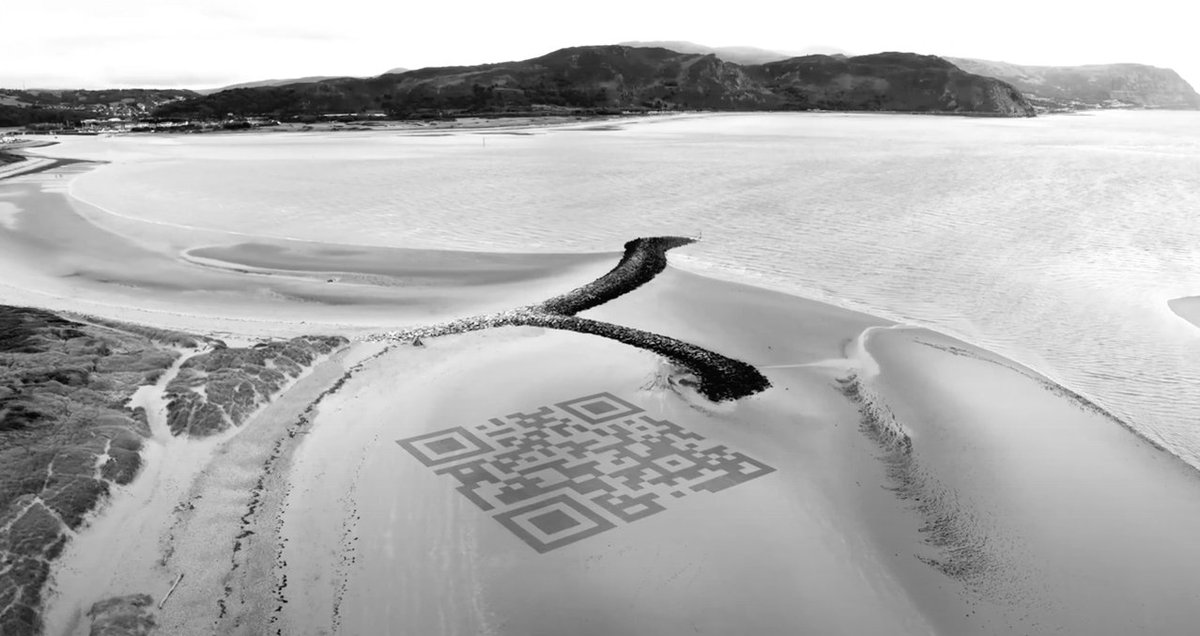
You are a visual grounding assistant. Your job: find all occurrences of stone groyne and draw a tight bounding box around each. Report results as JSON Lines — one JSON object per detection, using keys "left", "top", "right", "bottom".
{"left": 371, "top": 237, "right": 771, "bottom": 402}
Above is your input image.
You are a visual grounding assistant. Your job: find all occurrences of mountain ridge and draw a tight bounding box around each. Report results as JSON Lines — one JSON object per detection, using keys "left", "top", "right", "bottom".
{"left": 153, "top": 45, "right": 1036, "bottom": 119}
{"left": 947, "top": 57, "right": 1200, "bottom": 110}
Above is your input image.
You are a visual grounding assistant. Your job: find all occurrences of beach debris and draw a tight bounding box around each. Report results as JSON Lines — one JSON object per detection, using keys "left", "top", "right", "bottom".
{"left": 158, "top": 573, "right": 184, "bottom": 610}
{"left": 411, "top": 336, "right": 424, "bottom": 347}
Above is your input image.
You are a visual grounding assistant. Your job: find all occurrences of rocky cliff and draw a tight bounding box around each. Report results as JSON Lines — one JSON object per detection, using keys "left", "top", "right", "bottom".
{"left": 154, "top": 46, "right": 1036, "bottom": 119}
{"left": 947, "top": 58, "right": 1200, "bottom": 110}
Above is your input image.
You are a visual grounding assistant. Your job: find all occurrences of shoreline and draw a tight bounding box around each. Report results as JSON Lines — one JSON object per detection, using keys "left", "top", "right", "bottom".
{"left": 0, "top": 140, "right": 69, "bottom": 181}
{"left": 11, "top": 136, "right": 1052, "bottom": 385}
{"left": 7, "top": 127, "right": 1200, "bottom": 634}
{"left": 19, "top": 253, "right": 1200, "bottom": 634}
{"left": 0, "top": 157, "right": 620, "bottom": 340}
{"left": 1, "top": 134, "right": 1187, "bottom": 455}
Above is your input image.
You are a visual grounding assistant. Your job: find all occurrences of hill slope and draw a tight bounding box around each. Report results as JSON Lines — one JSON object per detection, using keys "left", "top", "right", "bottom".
{"left": 750, "top": 52, "right": 1032, "bottom": 114}
{"left": 154, "top": 46, "right": 1035, "bottom": 119}
{"left": 947, "top": 58, "right": 1200, "bottom": 110}
{"left": 0, "top": 88, "right": 197, "bottom": 126}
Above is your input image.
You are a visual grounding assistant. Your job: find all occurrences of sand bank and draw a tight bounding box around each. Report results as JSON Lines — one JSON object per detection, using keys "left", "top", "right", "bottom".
{"left": 1168, "top": 295, "right": 1200, "bottom": 328}
{"left": 277, "top": 329, "right": 934, "bottom": 635}
{"left": 0, "top": 161, "right": 614, "bottom": 340}
{"left": 17, "top": 245, "right": 1200, "bottom": 634}
{"left": 0, "top": 140, "right": 73, "bottom": 181}
{"left": 266, "top": 262, "right": 1200, "bottom": 636}
{"left": 861, "top": 326, "right": 1200, "bottom": 634}
{"left": 184, "top": 241, "right": 608, "bottom": 287}
{"left": 0, "top": 157, "right": 56, "bottom": 181}
{"left": 21, "top": 221, "right": 1200, "bottom": 634}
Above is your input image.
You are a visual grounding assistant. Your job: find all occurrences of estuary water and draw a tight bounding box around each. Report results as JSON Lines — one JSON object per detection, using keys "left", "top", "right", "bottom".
{"left": 59, "top": 111, "right": 1200, "bottom": 466}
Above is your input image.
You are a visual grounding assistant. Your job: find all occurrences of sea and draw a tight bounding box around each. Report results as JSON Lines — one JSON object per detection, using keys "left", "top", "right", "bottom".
{"left": 62, "top": 111, "right": 1200, "bottom": 466}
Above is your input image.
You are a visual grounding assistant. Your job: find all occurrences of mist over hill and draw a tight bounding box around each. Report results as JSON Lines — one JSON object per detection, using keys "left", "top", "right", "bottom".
{"left": 947, "top": 58, "right": 1200, "bottom": 110}
{"left": 197, "top": 77, "right": 355, "bottom": 96}
{"left": 617, "top": 41, "right": 851, "bottom": 65}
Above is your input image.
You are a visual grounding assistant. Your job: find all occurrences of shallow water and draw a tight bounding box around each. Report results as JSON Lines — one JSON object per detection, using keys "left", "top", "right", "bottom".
{"left": 43, "top": 111, "right": 1200, "bottom": 466}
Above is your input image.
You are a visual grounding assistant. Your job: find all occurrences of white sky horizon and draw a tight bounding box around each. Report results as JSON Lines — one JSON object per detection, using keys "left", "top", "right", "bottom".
{"left": 2, "top": 0, "right": 1197, "bottom": 93}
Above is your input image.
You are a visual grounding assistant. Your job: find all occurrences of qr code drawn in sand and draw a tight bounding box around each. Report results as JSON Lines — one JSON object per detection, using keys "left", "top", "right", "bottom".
{"left": 396, "top": 392, "right": 775, "bottom": 553}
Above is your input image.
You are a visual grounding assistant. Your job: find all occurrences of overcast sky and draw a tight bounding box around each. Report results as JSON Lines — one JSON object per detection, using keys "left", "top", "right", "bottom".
{"left": 2, "top": 0, "right": 1197, "bottom": 91}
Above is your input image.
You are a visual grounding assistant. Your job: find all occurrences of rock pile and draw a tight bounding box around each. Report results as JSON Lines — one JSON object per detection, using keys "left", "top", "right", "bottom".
{"left": 370, "top": 237, "right": 771, "bottom": 402}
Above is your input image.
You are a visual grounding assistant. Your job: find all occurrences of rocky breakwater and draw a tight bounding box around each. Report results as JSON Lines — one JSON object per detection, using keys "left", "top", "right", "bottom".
{"left": 0, "top": 307, "right": 192, "bottom": 636}
{"left": 372, "top": 237, "right": 772, "bottom": 403}
{"left": 164, "top": 336, "right": 347, "bottom": 437}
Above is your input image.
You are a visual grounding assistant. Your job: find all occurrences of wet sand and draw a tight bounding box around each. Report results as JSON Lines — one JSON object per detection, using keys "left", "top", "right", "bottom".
{"left": 185, "top": 241, "right": 609, "bottom": 287}
{"left": 5, "top": 141, "right": 1200, "bottom": 635}
{"left": 0, "top": 162, "right": 614, "bottom": 340}
{"left": 1168, "top": 295, "right": 1200, "bottom": 329}
{"left": 266, "top": 266, "right": 1200, "bottom": 636}
{"left": 863, "top": 327, "right": 1200, "bottom": 634}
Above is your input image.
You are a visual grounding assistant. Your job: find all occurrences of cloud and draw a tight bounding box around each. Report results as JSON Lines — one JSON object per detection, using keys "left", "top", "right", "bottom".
{"left": 103, "top": 71, "right": 238, "bottom": 89}
{"left": 2, "top": 0, "right": 1198, "bottom": 90}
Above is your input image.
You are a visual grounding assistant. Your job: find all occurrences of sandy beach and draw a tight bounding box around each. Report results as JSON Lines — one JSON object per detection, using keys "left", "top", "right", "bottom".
{"left": 0, "top": 140, "right": 64, "bottom": 181}
{"left": 4, "top": 133, "right": 1200, "bottom": 636}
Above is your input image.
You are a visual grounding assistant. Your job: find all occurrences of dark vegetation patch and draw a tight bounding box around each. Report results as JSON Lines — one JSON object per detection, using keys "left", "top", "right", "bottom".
{"left": 164, "top": 336, "right": 348, "bottom": 437}
{"left": 0, "top": 306, "right": 87, "bottom": 354}
{"left": 0, "top": 307, "right": 347, "bottom": 632}
{"left": 74, "top": 315, "right": 204, "bottom": 349}
{"left": 0, "top": 306, "right": 184, "bottom": 635}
